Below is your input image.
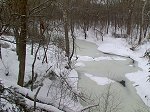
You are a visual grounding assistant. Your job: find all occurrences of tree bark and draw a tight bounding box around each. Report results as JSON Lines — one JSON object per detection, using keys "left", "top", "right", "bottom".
{"left": 69, "top": 21, "right": 75, "bottom": 61}
{"left": 63, "top": 0, "right": 70, "bottom": 59}
{"left": 0, "top": 44, "right": 1, "bottom": 59}
{"left": 14, "top": 27, "right": 20, "bottom": 56}
{"left": 138, "top": 0, "right": 147, "bottom": 44}
{"left": 126, "top": 0, "right": 135, "bottom": 36}
{"left": 17, "top": 0, "right": 27, "bottom": 87}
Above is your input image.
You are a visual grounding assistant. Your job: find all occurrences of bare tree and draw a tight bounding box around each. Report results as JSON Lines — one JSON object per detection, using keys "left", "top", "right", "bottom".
{"left": 138, "top": 0, "right": 148, "bottom": 44}
{"left": 17, "top": 0, "right": 28, "bottom": 86}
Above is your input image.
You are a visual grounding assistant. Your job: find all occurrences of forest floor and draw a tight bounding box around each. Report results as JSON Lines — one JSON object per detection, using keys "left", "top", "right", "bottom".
{"left": 0, "top": 29, "right": 150, "bottom": 111}
{"left": 0, "top": 35, "right": 82, "bottom": 111}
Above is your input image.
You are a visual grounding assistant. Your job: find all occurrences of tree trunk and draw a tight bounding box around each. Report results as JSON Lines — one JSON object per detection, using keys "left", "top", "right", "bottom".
{"left": 83, "top": 24, "right": 87, "bottom": 39}
{"left": 31, "top": 44, "right": 40, "bottom": 91}
{"left": 138, "top": 0, "right": 147, "bottom": 45}
{"left": 143, "top": 24, "right": 148, "bottom": 39}
{"left": 126, "top": 1, "right": 135, "bottom": 36}
{"left": 0, "top": 44, "right": 1, "bottom": 59}
{"left": 14, "top": 27, "right": 20, "bottom": 57}
{"left": 126, "top": 11, "right": 132, "bottom": 36}
{"left": 63, "top": 0, "right": 70, "bottom": 59}
{"left": 17, "top": 0, "right": 27, "bottom": 87}
{"left": 69, "top": 21, "right": 75, "bottom": 61}
{"left": 106, "top": 0, "right": 109, "bottom": 34}
{"left": 31, "top": 39, "right": 34, "bottom": 55}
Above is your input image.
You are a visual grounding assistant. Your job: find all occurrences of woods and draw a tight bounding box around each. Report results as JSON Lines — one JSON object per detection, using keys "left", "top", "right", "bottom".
{"left": 0, "top": 0, "right": 150, "bottom": 112}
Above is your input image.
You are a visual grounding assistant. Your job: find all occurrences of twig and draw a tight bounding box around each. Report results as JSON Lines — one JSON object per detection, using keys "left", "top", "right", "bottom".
{"left": 79, "top": 104, "right": 99, "bottom": 112}
{"left": 0, "top": 37, "right": 16, "bottom": 44}
{"left": 34, "top": 86, "right": 42, "bottom": 110}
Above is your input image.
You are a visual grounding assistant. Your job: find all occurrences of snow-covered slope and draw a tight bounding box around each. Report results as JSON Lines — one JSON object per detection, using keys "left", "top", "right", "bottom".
{"left": 0, "top": 37, "right": 82, "bottom": 112}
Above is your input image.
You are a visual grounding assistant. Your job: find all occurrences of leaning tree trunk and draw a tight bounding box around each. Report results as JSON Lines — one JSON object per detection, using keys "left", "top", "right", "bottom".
{"left": 17, "top": 0, "right": 27, "bottom": 87}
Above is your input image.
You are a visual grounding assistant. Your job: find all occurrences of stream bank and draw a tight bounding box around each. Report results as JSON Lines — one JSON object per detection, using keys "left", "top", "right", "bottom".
{"left": 75, "top": 39, "right": 148, "bottom": 112}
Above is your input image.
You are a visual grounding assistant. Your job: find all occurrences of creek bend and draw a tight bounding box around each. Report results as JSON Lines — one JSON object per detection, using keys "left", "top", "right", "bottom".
{"left": 75, "top": 39, "right": 147, "bottom": 112}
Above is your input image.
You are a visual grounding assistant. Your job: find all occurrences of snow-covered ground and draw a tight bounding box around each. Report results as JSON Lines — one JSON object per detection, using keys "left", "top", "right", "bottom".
{"left": 84, "top": 73, "right": 114, "bottom": 85}
{"left": 75, "top": 29, "right": 150, "bottom": 107}
{"left": 0, "top": 37, "right": 82, "bottom": 111}
{"left": 1, "top": 28, "right": 150, "bottom": 111}
{"left": 98, "top": 35, "right": 150, "bottom": 107}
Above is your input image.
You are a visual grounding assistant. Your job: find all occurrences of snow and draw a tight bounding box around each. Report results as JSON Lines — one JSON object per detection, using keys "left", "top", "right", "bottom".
{"left": 96, "top": 36, "right": 150, "bottom": 106}
{"left": 68, "top": 69, "right": 79, "bottom": 90}
{"left": 85, "top": 73, "right": 114, "bottom": 85}
{"left": 0, "top": 77, "right": 63, "bottom": 112}
{"left": 94, "top": 56, "right": 126, "bottom": 61}
{"left": 0, "top": 38, "right": 82, "bottom": 111}
{"left": 77, "top": 55, "right": 126, "bottom": 62}
{"left": 75, "top": 29, "right": 150, "bottom": 107}
{"left": 97, "top": 36, "right": 131, "bottom": 57}
{"left": 0, "top": 48, "right": 19, "bottom": 83}
{"left": 1, "top": 28, "right": 150, "bottom": 110}
{"left": 126, "top": 71, "right": 150, "bottom": 106}
{"left": 26, "top": 99, "right": 63, "bottom": 112}
{"left": 75, "top": 62, "right": 85, "bottom": 67}
{"left": 77, "top": 55, "right": 94, "bottom": 61}
{"left": 75, "top": 28, "right": 150, "bottom": 107}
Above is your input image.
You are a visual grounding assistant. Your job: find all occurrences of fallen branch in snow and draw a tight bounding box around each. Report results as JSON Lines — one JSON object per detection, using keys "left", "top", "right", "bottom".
{"left": 15, "top": 87, "right": 65, "bottom": 111}
{"left": 102, "top": 52, "right": 129, "bottom": 58}
{"left": 17, "top": 87, "right": 79, "bottom": 112}
{"left": 0, "top": 83, "right": 29, "bottom": 112}
{"left": 101, "top": 51, "right": 136, "bottom": 64}
{"left": 128, "top": 56, "right": 135, "bottom": 64}
{"left": 58, "top": 72, "right": 87, "bottom": 103}
{"left": 78, "top": 104, "right": 99, "bottom": 112}
{"left": 43, "top": 68, "right": 87, "bottom": 104}
{"left": 26, "top": 99, "right": 63, "bottom": 112}
{"left": 0, "top": 80, "right": 64, "bottom": 112}
{"left": 0, "top": 37, "right": 16, "bottom": 44}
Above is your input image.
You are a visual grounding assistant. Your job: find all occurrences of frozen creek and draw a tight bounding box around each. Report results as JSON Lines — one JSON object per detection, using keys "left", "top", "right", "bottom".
{"left": 75, "top": 39, "right": 148, "bottom": 112}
